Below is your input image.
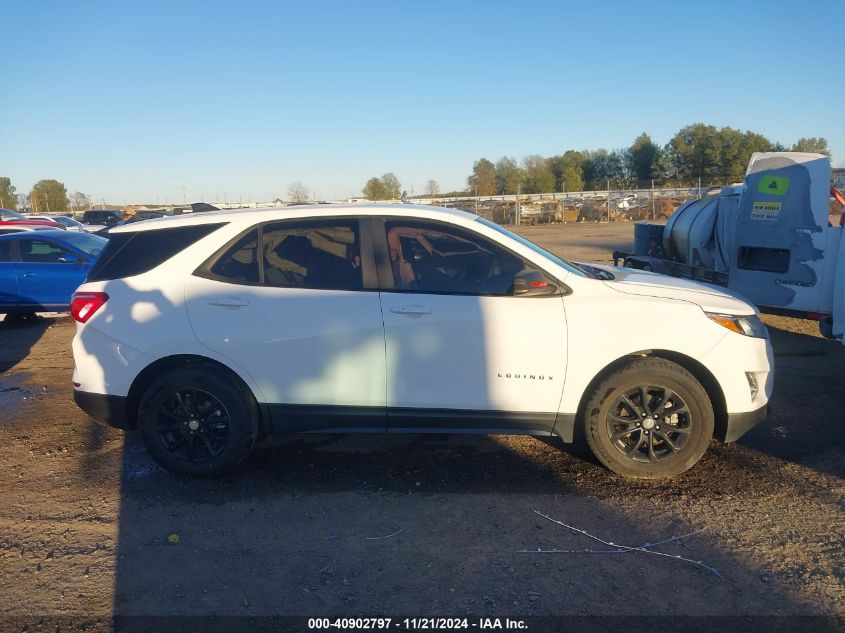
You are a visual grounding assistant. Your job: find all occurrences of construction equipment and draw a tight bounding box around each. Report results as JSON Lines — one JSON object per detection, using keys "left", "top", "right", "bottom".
{"left": 613, "top": 152, "right": 845, "bottom": 342}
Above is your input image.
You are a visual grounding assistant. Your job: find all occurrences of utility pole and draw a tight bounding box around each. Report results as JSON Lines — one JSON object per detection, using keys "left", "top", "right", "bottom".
{"left": 651, "top": 179, "right": 656, "bottom": 221}
{"left": 606, "top": 179, "right": 610, "bottom": 222}
{"left": 516, "top": 183, "right": 521, "bottom": 226}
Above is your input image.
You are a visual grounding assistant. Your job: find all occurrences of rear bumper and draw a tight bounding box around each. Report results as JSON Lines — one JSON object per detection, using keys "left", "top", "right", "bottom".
{"left": 719, "top": 404, "right": 770, "bottom": 443}
{"left": 73, "top": 390, "right": 132, "bottom": 430}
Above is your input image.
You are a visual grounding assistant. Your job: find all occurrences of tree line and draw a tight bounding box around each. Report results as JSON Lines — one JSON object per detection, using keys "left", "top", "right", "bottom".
{"left": 0, "top": 177, "right": 93, "bottom": 213}
{"left": 466, "top": 124, "right": 831, "bottom": 195}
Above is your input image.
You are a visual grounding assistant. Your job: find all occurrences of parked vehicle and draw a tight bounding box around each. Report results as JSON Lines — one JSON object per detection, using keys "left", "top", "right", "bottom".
{"left": 0, "top": 208, "right": 26, "bottom": 221}
{"left": 93, "top": 210, "right": 167, "bottom": 237}
{"left": 26, "top": 214, "right": 86, "bottom": 232}
{"left": 71, "top": 205, "right": 772, "bottom": 478}
{"left": 0, "top": 224, "right": 59, "bottom": 235}
{"left": 0, "top": 230, "right": 107, "bottom": 315}
{"left": 0, "top": 209, "right": 65, "bottom": 230}
{"left": 81, "top": 209, "right": 124, "bottom": 228}
{"left": 614, "top": 152, "right": 845, "bottom": 342}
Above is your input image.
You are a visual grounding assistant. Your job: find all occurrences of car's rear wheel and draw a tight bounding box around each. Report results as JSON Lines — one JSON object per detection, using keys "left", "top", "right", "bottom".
{"left": 137, "top": 365, "right": 258, "bottom": 476}
{"left": 581, "top": 358, "right": 713, "bottom": 479}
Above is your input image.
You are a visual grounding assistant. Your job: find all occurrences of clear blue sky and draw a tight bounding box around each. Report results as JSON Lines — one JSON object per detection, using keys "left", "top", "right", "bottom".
{"left": 1, "top": 0, "right": 842, "bottom": 203}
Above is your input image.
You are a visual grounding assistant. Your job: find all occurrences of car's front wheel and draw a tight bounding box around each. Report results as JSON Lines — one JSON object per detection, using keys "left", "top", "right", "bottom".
{"left": 137, "top": 365, "right": 258, "bottom": 476}
{"left": 581, "top": 358, "right": 713, "bottom": 478}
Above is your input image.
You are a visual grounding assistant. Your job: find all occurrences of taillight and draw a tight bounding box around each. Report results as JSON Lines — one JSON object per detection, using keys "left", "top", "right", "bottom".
{"left": 71, "top": 292, "right": 109, "bottom": 323}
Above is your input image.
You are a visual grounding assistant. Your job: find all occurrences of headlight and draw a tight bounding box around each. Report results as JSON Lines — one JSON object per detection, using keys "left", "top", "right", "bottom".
{"left": 706, "top": 313, "right": 769, "bottom": 338}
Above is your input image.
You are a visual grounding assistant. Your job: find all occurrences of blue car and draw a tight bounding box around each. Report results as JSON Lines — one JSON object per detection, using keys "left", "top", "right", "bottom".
{"left": 0, "top": 230, "right": 108, "bottom": 315}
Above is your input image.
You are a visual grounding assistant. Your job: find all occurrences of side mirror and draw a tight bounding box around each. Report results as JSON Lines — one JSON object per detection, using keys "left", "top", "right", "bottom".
{"left": 513, "top": 268, "right": 557, "bottom": 296}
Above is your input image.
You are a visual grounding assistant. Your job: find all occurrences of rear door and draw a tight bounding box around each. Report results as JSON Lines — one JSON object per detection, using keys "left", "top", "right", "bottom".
{"left": 185, "top": 217, "right": 387, "bottom": 432}
{"left": 16, "top": 237, "right": 90, "bottom": 309}
{"left": 0, "top": 239, "right": 20, "bottom": 309}
{"left": 375, "top": 218, "right": 568, "bottom": 433}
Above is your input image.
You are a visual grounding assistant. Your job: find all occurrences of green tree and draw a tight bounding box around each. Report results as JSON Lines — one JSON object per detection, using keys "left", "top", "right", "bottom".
{"left": 495, "top": 156, "right": 525, "bottom": 194}
{"left": 468, "top": 158, "right": 497, "bottom": 196}
{"left": 362, "top": 177, "right": 387, "bottom": 200}
{"left": 381, "top": 173, "right": 401, "bottom": 199}
{"left": 717, "top": 129, "right": 771, "bottom": 181}
{"left": 627, "top": 133, "right": 659, "bottom": 180}
{"left": 30, "top": 179, "right": 70, "bottom": 213}
{"left": 666, "top": 123, "right": 722, "bottom": 179}
{"left": 522, "top": 155, "right": 555, "bottom": 193}
{"left": 791, "top": 137, "right": 830, "bottom": 156}
{"left": 562, "top": 151, "right": 585, "bottom": 192}
{"left": 0, "top": 177, "right": 18, "bottom": 210}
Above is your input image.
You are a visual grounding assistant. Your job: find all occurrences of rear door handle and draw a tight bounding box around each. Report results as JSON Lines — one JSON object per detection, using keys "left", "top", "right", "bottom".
{"left": 21, "top": 272, "right": 35, "bottom": 278}
{"left": 391, "top": 305, "right": 432, "bottom": 315}
{"left": 208, "top": 297, "right": 250, "bottom": 308}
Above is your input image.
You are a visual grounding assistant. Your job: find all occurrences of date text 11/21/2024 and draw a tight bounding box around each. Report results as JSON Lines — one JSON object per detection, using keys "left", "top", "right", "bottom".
{"left": 307, "top": 617, "right": 528, "bottom": 630}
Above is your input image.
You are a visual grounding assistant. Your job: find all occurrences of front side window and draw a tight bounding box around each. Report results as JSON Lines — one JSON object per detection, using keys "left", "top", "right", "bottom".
{"left": 0, "top": 241, "right": 11, "bottom": 262}
{"left": 19, "top": 239, "right": 74, "bottom": 263}
{"left": 262, "top": 220, "right": 362, "bottom": 290}
{"left": 384, "top": 220, "right": 526, "bottom": 295}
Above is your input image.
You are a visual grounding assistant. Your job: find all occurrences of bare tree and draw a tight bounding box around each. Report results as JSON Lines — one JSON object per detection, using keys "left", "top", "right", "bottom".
{"left": 71, "top": 191, "right": 91, "bottom": 211}
{"left": 425, "top": 180, "right": 439, "bottom": 196}
{"left": 287, "top": 182, "right": 310, "bottom": 203}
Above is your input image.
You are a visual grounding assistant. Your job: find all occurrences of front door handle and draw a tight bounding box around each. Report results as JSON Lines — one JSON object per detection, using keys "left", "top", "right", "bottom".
{"left": 21, "top": 272, "right": 35, "bottom": 278}
{"left": 391, "top": 305, "right": 432, "bottom": 315}
{"left": 208, "top": 297, "right": 250, "bottom": 308}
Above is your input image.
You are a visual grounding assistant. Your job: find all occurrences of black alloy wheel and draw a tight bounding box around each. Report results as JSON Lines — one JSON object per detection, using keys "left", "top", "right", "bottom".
{"left": 155, "top": 388, "right": 232, "bottom": 463}
{"left": 137, "top": 365, "right": 258, "bottom": 476}
{"left": 581, "top": 357, "right": 713, "bottom": 479}
{"left": 606, "top": 385, "right": 692, "bottom": 464}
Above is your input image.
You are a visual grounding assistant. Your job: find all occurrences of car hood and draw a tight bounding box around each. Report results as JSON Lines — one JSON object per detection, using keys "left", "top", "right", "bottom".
{"left": 585, "top": 264, "right": 757, "bottom": 316}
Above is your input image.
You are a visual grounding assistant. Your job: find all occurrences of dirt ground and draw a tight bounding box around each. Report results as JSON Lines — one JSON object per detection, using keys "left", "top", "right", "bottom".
{"left": 0, "top": 222, "right": 843, "bottom": 631}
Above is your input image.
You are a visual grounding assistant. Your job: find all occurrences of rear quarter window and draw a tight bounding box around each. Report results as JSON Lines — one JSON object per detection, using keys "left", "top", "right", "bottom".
{"left": 87, "top": 223, "right": 225, "bottom": 282}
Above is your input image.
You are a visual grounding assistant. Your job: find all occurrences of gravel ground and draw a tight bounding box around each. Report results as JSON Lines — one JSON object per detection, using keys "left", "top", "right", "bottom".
{"left": 0, "top": 222, "right": 842, "bottom": 632}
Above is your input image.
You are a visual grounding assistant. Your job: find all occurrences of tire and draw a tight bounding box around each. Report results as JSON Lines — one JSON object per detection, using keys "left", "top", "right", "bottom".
{"left": 581, "top": 358, "right": 713, "bottom": 479}
{"left": 137, "top": 365, "right": 258, "bottom": 476}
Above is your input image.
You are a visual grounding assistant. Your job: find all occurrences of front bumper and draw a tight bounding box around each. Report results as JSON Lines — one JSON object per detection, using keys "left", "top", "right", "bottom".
{"left": 718, "top": 403, "right": 770, "bottom": 443}
{"left": 73, "top": 390, "right": 132, "bottom": 430}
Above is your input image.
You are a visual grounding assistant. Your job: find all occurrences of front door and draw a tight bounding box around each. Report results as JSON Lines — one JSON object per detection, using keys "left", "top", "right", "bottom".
{"left": 376, "top": 219, "right": 568, "bottom": 434}
{"left": 16, "top": 237, "right": 89, "bottom": 309}
{"left": 185, "top": 218, "right": 387, "bottom": 432}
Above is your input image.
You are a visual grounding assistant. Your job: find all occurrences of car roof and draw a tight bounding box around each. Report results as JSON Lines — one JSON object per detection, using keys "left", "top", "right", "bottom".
{"left": 109, "top": 203, "right": 480, "bottom": 234}
{"left": 0, "top": 228, "right": 72, "bottom": 238}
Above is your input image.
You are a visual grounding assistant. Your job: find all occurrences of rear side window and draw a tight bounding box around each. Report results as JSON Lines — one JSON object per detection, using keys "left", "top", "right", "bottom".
{"left": 0, "top": 241, "right": 11, "bottom": 262}
{"left": 209, "top": 229, "right": 259, "bottom": 284}
{"left": 87, "top": 223, "right": 225, "bottom": 282}
{"left": 262, "top": 220, "right": 361, "bottom": 290}
{"left": 197, "top": 219, "right": 362, "bottom": 291}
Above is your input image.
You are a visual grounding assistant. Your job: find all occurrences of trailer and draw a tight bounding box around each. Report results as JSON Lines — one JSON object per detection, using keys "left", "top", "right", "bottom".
{"left": 613, "top": 152, "right": 845, "bottom": 342}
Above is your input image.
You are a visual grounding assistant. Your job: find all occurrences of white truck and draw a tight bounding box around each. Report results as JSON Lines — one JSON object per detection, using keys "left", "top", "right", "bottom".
{"left": 614, "top": 152, "right": 845, "bottom": 343}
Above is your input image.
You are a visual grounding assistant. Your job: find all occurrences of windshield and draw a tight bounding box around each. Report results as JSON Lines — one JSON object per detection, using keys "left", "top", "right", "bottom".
{"left": 56, "top": 216, "right": 83, "bottom": 227}
{"left": 0, "top": 209, "right": 25, "bottom": 221}
{"left": 60, "top": 232, "right": 108, "bottom": 257}
{"left": 475, "top": 217, "right": 587, "bottom": 277}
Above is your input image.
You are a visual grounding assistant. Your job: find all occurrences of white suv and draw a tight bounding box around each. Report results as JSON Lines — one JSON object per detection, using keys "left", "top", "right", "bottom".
{"left": 71, "top": 205, "right": 773, "bottom": 478}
